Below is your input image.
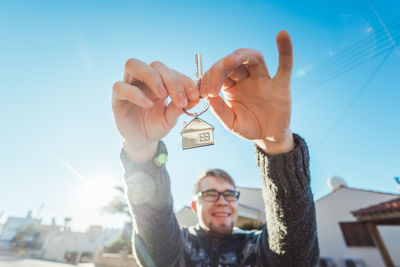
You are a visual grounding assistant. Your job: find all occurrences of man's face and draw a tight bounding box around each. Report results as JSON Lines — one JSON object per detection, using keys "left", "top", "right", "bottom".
{"left": 191, "top": 176, "right": 239, "bottom": 237}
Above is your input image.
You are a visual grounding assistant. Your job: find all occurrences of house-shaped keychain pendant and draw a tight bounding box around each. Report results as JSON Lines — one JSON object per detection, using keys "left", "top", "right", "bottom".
{"left": 180, "top": 117, "right": 214, "bottom": 150}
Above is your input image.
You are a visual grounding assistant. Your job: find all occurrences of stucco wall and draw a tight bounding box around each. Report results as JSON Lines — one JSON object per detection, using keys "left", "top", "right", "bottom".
{"left": 316, "top": 187, "right": 400, "bottom": 267}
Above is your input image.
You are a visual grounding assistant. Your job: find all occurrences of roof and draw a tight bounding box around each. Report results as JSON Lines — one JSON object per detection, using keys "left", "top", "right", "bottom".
{"left": 237, "top": 186, "right": 262, "bottom": 191}
{"left": 238, "top": 184, "right": 400, "bottom": 202}
{"left": 352, "top": 197, "right": 400, "bottom": 216}
{"left": 316, "top": 185, "right": 400, "bottom": 202}
{"left": 181, "top": 118, "right": 214, "bottom": 134}
{"left": 351, "top": 197, "right": 400, "bottom": 225}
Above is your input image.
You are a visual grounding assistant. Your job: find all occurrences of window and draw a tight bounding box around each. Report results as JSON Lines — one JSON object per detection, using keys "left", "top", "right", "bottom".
{"left": 339, "top": 222, "right": 375, "bottom": 247}
{"left": 199, "top": 132, "right": 210, "bottom": 142}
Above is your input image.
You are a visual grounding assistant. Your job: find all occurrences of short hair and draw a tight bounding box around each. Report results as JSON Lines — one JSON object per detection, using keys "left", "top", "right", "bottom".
{"left": 193, "top": 169, "right": 236, "bottom": 196}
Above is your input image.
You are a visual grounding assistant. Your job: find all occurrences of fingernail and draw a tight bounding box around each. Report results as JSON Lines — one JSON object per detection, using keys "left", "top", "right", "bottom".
{"left": 188, "top": 87, "right": 198, "bottom": 99}
{"left": 207, "top": 83, "right": 216, "bottom": 97}
{"left": 143, "top": 98, "right": 153, "bottom": 108}
{"left": 209, "top": 88, "right": 219, "bottom": 97}
{"left": 200, "top": 81, "right": 207, "bottom": 97}
{"left": 177, "top": 91, "right": 188, "bottom": 106}
{"left": 158, "top": 84, "right": 168, "bottom": 98}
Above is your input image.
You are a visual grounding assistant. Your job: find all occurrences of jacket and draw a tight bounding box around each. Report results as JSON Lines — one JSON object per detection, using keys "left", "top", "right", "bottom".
{"left": 120, "top": 134, "right": 319, "bottom": 266}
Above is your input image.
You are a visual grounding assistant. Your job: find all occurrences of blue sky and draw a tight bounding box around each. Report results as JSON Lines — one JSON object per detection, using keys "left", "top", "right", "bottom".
{"left": 1, "top": 0, "right": 399, "bottom": 231}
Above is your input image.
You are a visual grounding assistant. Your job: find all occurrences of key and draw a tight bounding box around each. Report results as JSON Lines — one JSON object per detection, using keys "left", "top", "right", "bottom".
{"left": 180, "top": 53, "right": 215, "bottom": 150}
{"left": 195, "top": 53, "right": 203, "bottom": 88}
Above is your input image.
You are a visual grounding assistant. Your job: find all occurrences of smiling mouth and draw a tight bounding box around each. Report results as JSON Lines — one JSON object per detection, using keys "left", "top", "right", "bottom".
{"left": 212, "top": 212, "right": 231, "bottom": 217}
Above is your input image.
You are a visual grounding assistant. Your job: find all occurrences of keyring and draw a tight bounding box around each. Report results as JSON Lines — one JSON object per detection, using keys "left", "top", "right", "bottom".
{"left": 183, "top": 97, "right": 210, "bottom": 118}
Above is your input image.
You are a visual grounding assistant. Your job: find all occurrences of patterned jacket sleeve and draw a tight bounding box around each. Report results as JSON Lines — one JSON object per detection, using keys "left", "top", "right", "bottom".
{"left": 255, "top": 134, "right": 319, "bottom": 266}
{"left": 120, "top": 141, "right": 183, "bottom": 267}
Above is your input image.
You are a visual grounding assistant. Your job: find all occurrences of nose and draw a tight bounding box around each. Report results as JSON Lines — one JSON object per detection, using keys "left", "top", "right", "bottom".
{"left": 215, "top": 193, "right": 228, "bottom": 205}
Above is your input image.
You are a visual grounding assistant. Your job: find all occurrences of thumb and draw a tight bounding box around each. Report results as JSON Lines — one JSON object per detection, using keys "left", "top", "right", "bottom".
{"left": 209, "top": 96, "right": 235, "bottom": 132}
{"left": 165, "top": 101, "right": 183, "bottom": 128}
{"left": 275, "top": 30, "right": 294, "bottom": 87}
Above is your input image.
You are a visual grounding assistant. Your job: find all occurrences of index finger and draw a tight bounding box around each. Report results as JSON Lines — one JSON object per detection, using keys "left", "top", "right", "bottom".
{"left": 201, "top": 49, "right": 269, "bottom": 97}
{"left": 123, "top": 58, "right": 168, "bottom": 99}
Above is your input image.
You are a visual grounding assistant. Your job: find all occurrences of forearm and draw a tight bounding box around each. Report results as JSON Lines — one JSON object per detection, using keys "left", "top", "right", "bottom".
{"left": 256, "top": 134, "right": 319, "bottom": 266}
{"left": 122, "top": 139, "right": 159, "bottom": 164}
{"left": 254, "top": 129, "right": 294, "bottom": 155}
{"left": 120, "top": 141, "right": 182, "bottom": 266}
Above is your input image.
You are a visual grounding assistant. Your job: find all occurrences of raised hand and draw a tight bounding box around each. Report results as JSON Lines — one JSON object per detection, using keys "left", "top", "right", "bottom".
{"left": 112, "top": 59, "right": 199, "bottom": 162}
{"left": 200, "top": 31, "right": 294, "bottom": 154}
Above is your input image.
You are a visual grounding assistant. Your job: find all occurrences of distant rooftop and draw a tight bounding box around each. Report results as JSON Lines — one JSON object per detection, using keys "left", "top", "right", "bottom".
{"left": 351, "top": 197, "right": 400, "bottom": 225}
{"left": 352, "top": 197, "right": 400, "bottom": 217}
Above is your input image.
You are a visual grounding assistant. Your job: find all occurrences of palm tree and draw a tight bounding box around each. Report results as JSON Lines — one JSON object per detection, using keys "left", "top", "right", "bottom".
{"left": 102, "top": 186, "right": 132, "bottom": 253}
{"left": 102, "top": 186, "right": 131, "bottom": 220}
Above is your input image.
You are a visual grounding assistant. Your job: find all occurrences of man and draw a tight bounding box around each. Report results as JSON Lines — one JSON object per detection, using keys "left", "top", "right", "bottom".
{"left": 112, "top": 31, "right": 319, "bottom": 266}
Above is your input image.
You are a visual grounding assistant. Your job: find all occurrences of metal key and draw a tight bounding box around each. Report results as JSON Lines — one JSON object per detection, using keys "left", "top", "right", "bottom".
{"left": 180, "top": 53, "right": 215, "bottom": 150}
{"left": 195, "top": 53, "right": 203, "bottom": 87}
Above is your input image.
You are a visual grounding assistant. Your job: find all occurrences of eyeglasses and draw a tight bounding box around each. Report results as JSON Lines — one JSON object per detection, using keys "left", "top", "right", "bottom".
{"left": 198, "top": 190, "right": 240, "bottom": 202}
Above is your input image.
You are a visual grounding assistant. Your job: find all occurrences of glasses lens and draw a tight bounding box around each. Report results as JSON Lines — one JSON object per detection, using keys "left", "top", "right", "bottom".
{"left": 223, "top": 190, "right": 238, "bottom": 202}
{"left": 203, "top": 190, "right": 219, "bottom": 201}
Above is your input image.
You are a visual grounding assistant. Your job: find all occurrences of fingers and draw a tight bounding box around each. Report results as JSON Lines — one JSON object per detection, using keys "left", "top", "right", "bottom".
{"left": 112, "top": 81, "right": 154, "bottom": 109}
{"left": 229, "top": 49, "right": 269, "bottom": 79}
{"left": 209, "top": 96, "right": 235, "bottom": 131}
{"left": 123, "top": 58, "right": 198, "bottom": 110}
{"left": 124, "top": 58, "right": 168, "bottom": 99}
{"left": 222, "top": 78, "right": 235, "bottom": 90}
{"left": 275, "top": 30, "right": 294, "bottom": 86}
{"left": 229, "top": 65, "right": 249, "bottom": 82}
{"left": 219, "top": 65, "right": 249, "bottom": 91}
{"left": 165, "top": 101, "right": 183, "bottom": 127}
{"left": 173, "top": 70, "right": 200, "bottom": 102}
{"left": 151, "top": 61, "right": 195, "bottom": 109}
{"left": 201, "top": 49, "right": 269, "bottom": 97}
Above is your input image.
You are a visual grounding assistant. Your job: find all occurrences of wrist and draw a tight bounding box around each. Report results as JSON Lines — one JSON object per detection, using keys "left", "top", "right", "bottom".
{"left": 122, "top": 140, "right": 159, "bottom": 164}
{"left": 254, "top": 130, "right": 294, "bottom": 155}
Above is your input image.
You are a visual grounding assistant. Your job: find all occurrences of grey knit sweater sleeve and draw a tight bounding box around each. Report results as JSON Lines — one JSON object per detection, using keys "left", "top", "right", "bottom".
{"left": 255, "top": 134, "right": 319, "bottom": 266}
{"left": 120, "top": 141, "right": 182, "bottom": 267}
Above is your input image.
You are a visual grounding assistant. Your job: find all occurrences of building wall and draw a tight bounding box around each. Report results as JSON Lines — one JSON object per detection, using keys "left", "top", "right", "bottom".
{"left": 176, "top": 206, "right": 198, "bottom": 227}
{"left": 41, "top": 229, "right": 119, "bottom": 263}
{"left": 0, "top": 216, "right": 34, "bottom": 242}
{"left": 236, "top": 187, "right": 265, "bottom": 223}
{"left": 316, "top": 188, "right": 400, "bottom": 267}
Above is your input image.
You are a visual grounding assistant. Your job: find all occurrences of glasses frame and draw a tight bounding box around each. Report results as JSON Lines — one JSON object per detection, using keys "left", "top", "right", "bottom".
{"left": 198, "top": 189, "right": 240, "bottom": 202}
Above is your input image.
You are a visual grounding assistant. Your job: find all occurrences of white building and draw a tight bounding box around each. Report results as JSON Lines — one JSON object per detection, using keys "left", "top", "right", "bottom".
{"left": 40, "top": 225, "right": 120, "bottom": 264}
{"left": 0, "top": 211, "right": 35, "bottom": 247}
{"left": 236, "top": 186, "right": 266, "bottom": 227}
{"left": 176, "top": 206, "right": 198, "bottom": 227}
{"left": 316, "top": 180, "right": 400, "bottom": 267}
